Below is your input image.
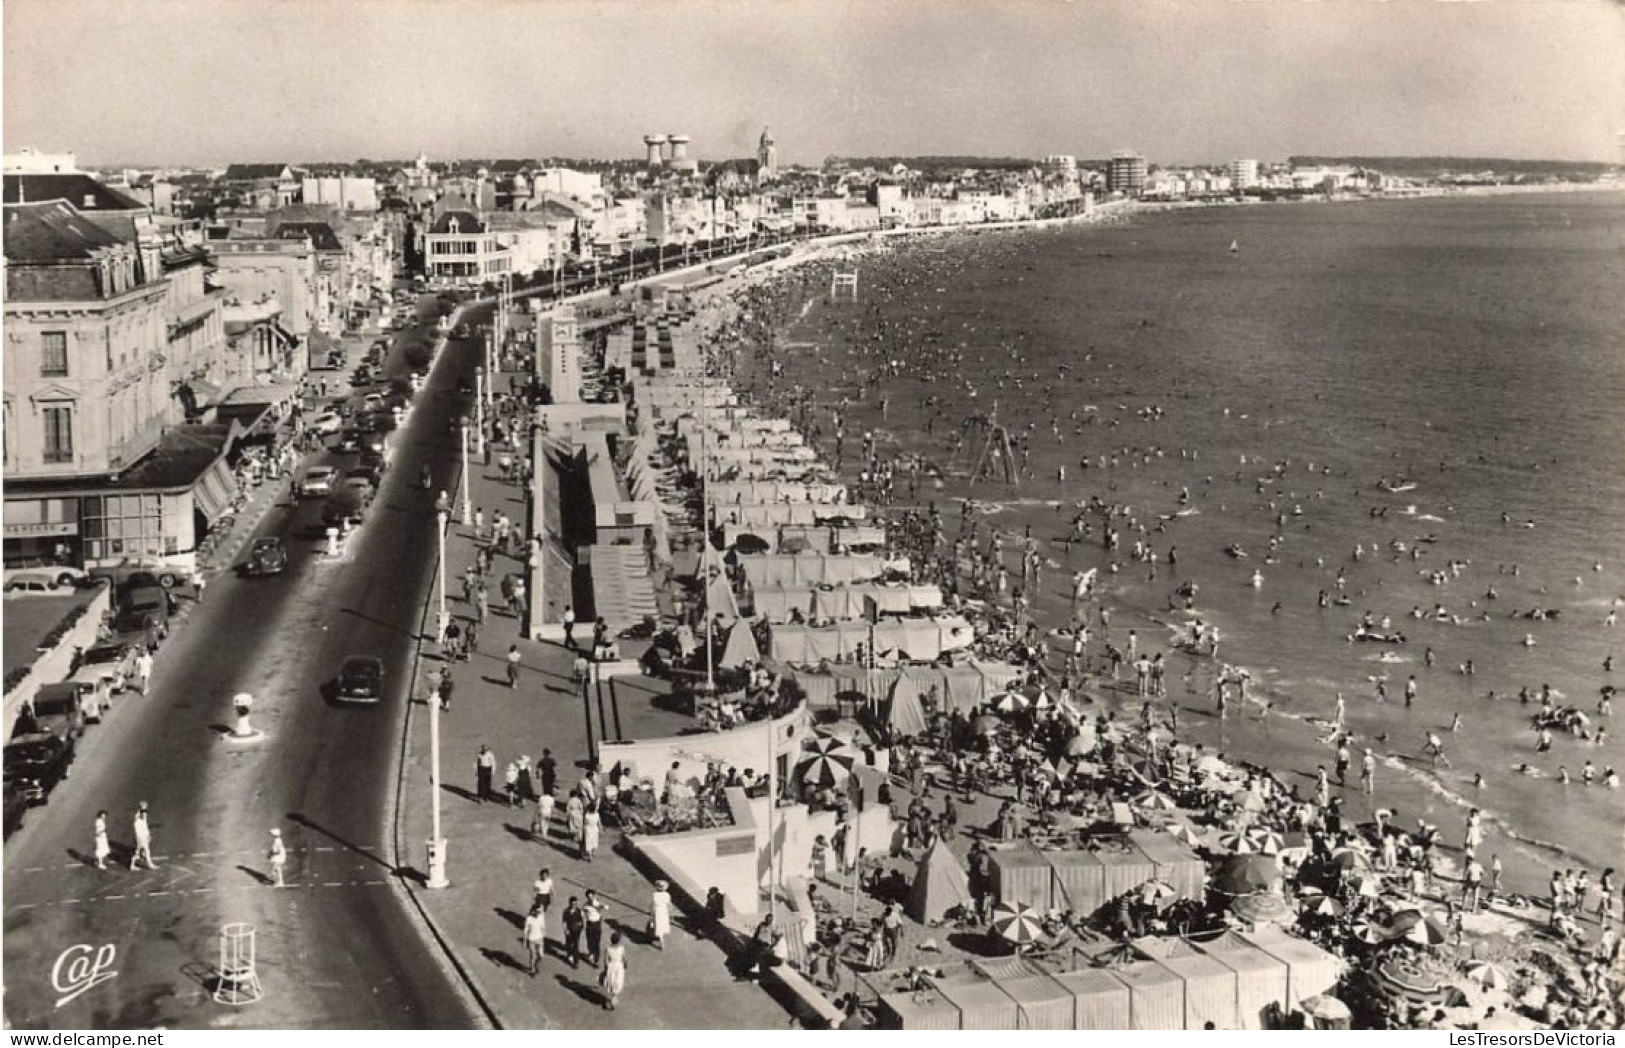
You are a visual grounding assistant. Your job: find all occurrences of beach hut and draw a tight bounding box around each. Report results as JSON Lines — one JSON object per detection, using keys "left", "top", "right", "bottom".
{"left": 1045, "top": 848, "right": 1108, "bottom": 918}
{"left": 1054, "top": 967, "right": 1133, "bottom": 1029}
{"left": 1110, "top": 959, "right": 1187, "bottom": 1030}
{"left": 1097, "top": 838, "right": 1160, "bottom": 904}
{"left": 971, "top": 958, "right": 1075, "bottom": 1030}
{"left": 1193, "top": 930, "right": 1290, "bottom": 1030}
{"left": 877, "top": 991, "right": 960, "bottom": 1030}
{"left": 989, "top": 842, "right": 1054, "bottom": 911}
{"left": 1239, "top": 928, "right": 1345, "bottom": 1009}
{"left": 930, "top": 975, "right": 1020, "bottom": 1030}
{"left": 1127, "top": 830, "right": 1206, "bottom": 901}
{"left": 908, "top": 841, "right": 972, "bottom": 923}
{"left": 1132, "top": 938, "right": 1239, "bottom": 1031}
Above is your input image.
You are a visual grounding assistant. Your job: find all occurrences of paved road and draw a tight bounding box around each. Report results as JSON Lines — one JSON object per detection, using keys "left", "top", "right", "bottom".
{"left": 2, "top": 301, "right": 491, "bottom": 1029}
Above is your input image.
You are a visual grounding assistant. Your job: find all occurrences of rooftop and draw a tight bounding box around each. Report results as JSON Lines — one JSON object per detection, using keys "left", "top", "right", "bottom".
{"left": 2, "top": 200, "right": 127, "bottom": 263}
{"left": 3, "top": 173, "right": 147, "bottom": 212}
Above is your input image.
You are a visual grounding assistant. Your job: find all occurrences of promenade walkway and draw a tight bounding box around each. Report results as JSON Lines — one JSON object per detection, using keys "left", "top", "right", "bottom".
{"left": 392, "top": 372, "right": 793, "bottom": 1029}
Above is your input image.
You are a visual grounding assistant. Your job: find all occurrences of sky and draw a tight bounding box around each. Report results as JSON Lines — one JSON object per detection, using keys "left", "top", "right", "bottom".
{"left": 4, "top": 0, "right": 1623, "bottom": 168}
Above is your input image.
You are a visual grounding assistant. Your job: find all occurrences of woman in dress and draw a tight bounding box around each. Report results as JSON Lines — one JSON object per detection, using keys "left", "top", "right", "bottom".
{"left": 582, "top": 803, "right": 602, "bottom": 862}
{"left": 566, "top": 790, "right": 585, "bottom": 847}
{"left": 601, "top": 931, "right": 627, "bottom": 1010}
{"left": 649, "top": 879, "right": 672, "bottom": 950}
{"left": 93, "top": 810, "right": 111, "bottom": 870}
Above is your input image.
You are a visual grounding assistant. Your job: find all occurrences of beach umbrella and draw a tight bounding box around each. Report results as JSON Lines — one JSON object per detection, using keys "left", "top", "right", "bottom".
{"left": 797, "top": 753, "right": 853, "bottom": 788}
{"left": 1133, "top": 790, "right": 1178, "bottom": 812}
{"left": 1231, "top": 891, "right": 1295, "bottom": 925}
{"left": 1212, "top": 854, "right": 1279, "bottom": 896}
{"left": 972, "top": 714, "right": 1001, "bottom": 735}
{"left": 1463, "top": 961, "right": 1511, "bottom": 991}
{"left": 1388, "top": 909, "right": 1449, "bottom": 947}
{"left": 1303, "top": 895, "right": 1346, "bottom": 918}
{"left": 805, "top": 736, "right": 857, "bottom": 762}
{"left": 1165, "top": 823, "right": 1205, "bottom": 848}
{"left": 995, "top": 692, "right": 1030, "bottom": 713}
{"left": 1350, "top": 918, "right": 1387, "bottom": 944}
{"left": 989, "top": 903, "right": 1044, "bottom": 945}
{"left": 1216, "top": 830, "right": 1257, "bottom": 854}
{"left": 1249, "top": 829, "right": 1288, "bottom": 855}
{"left": 1300, "top": 995, "right": 1352, "bottom": 1023}
{"left": 1374, "top": 954, "right": 1448, "bottom": 1004}
{"left": 1139, "top": 880, "right": 1178, "bottom": 906}
{"left": 1331, "top": 846, "right": 1371, "bottom": 871}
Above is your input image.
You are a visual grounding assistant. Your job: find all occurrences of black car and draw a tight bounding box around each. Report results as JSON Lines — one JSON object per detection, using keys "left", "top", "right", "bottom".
{"left": 3, "top": 782, "right": 28, "bottom": 838}
{"left": 15, "top": 683, "right": 89, "bottom": 742}
{"left": 336, "top": 655, "right": 384, "bottom": 703}
{"left": 240, "top": 537, "right": 289, "bottom": 576}
{"left": 3, "top": 733, "right": 76, "bottom": 806}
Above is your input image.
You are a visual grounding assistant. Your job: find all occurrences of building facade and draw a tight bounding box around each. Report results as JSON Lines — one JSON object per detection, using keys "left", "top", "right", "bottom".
{"left": 1107, "top": 152, "right": 1149, "bottom": 197}
{"left": 423, "top": 210, "right": 510, "bottom": 286}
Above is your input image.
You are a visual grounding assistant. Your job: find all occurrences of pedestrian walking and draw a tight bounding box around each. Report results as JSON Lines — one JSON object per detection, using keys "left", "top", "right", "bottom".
{"left": 532, "top": 868, "right": 555, "bottom": 912}
{"left": 267, "top": 828, "right": 287, "bottom": 887}
{"left": 475, "top": 744, "right": 496, "bottom": 803}
{"left": 194, "top": 574, "right": 206, "bottom": 603}
{"left": 134, "top": 647, "right": 154, "bottom": 695}
{"left": 532, "top": 788, "right": 557, "bottom": 840}
{"left": 566, "top": 790, "right": 586, "bottom": 847}
{"left": 522, "top": 903, "right": 547, "bottom": 976}
{"left": 131, "top": 802, "right": 155, "bottom": 870}
{"left": 475, "top": 584, "right": 489, "bottom": 624}
{"left": 505, "top": 645, "right": 521, "bottom": 688}
{"left": 583, "top": 890, "right": 605, "bottom": 964}
{"left": 537, "top": 749, "right": 558, "bottom": 797}
{"left": 439, "top": 673, "right": 454, "bottom": 713}
{"left": 582, "top": 803, "right": 602, "bottom": 861}
{"left": 563, "top": 606, "right": 576, "bottom": 649}
{"left": 504, "top": 761, "right": 521, "bottom": 808}
{"left": 649, "top": 880, "right": 672, "bottom": 950}
{"left": 516, "top": 755, "right": 534, "bottom": 803}
{"left": 92, "top": 810, "right": 110, "bottom": 869}
{"left": 562, "top": 897, "right": 586, "bottom": 968}
{"left": 600, "top": 932, "right": 627, "bottom": 1011}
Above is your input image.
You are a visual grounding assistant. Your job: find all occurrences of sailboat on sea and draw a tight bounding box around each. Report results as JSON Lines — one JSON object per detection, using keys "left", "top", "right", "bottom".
{"left": 1228, "top": 239, "right": 1240, "bottom": 255}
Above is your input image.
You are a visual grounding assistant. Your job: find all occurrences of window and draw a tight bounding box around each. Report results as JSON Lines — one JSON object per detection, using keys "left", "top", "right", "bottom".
{"left": 41, "top": 332, "right": 69, "bottom": 377}
{"left": 42, "top": 405, "right": 73, "bottom": 463}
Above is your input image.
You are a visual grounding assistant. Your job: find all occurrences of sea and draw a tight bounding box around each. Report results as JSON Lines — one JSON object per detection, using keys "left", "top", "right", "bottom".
{"left": 752, "top": 191, "right": 1625, "bottom": 891}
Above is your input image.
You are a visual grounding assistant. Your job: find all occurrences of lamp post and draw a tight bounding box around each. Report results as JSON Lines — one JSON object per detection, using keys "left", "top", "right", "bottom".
{"left": 474, "top": 367, "right": 486, "bottom": 458}
{"left": 458, "top": 415, "right": 471, "bottom": 524}
{"left": 428, "top": 507, "right": 449, "bottom": 889}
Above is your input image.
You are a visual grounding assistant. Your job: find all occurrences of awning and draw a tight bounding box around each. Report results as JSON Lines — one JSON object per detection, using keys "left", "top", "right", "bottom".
{"left": 193, "top": 457, "right": 240, "bottom": 524}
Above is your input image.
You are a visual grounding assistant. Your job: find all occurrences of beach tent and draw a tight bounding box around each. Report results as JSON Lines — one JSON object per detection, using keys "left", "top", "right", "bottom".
{"left": 930, "top": 976, "right": 1019, "bottom": 1030}
{"left": 1239, "top": 928, "right": 1345, "bottom": 1010}
{"left": 990, "top": 842, "right": 1054, "bottom": 911}
{"left": 1097, "top": 838, "right": 1160, "bottom": 904}
{"left": 1132, "top": 938, "right": 1238, "bottom": 1031}
{"left": 908, "top": 841, "right": 972, "bottom": 923}
{"left": 1128, "top": 829, "right": 1207, "bottom": 901}
{"left": 749, "top": 584, "right": 810, "bottom": 622}
{"left": 1110, "top": 959, "right": 1187, "bottom": 1030}
{"left": 706, "top": 573, "right": 741, "bottom": 624}
{"left": 972, "top": 959, "right": 1076, "bottom": 1030}
{"left": 942, "top": 667, "right": 987, "bottom": 712}
{"left": 719, "top": 619, "right": 760, "bottom": 669}
{"left": 884, "top": 676, "right": 930, "bottom": 736}
{"left": 1193, "top": 930, "right": 1290, "bottom": 1030}
{"left": 878, "top": 992, "right": 961, "bottom": 1030}
{"left": 1046, "top": 848, "right": 1108, "bottom": 918}
{"left": 1054, "top": 968, "right": 1133, "bottom": 1029}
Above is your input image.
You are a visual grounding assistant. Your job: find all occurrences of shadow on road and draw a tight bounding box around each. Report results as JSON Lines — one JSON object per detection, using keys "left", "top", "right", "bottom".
{"left": 285, "top": 810, "right": 396, "bottom": 875}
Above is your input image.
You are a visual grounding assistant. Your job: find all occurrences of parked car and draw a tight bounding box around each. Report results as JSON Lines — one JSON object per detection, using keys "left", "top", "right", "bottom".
{"left": 94, "top": 556, "right": 190, "bottom": 590}
{"left": 4, "top": 563, "right": 92, "bottom": 590}
{"left": 297, "top": 466, "right": 339, "bottom": 498}
{"left": 335, "top": 655, "right": 384, "bottom": 703}
{"left": 2, "top": 571, "right": 71, "bottom": 596}
{"left": 3, "top": 782, "right": 28, "bottom": 838}
{"left": 68, "top": 642, "right": 138, "bottom": 698}
{"left": 239, "top": 537, "right": 289, "bottom": 576}
{"left": 15, "top": 682, "right": 90, "bottom": 742}
{"left": 109, "top": 584, "right": 171, "bottom": 646}
{"left": 3, "top": 733, "right": 76, "bottom": 807}
{"left": 451, "top": 324, "right": 471, "bottom": 339}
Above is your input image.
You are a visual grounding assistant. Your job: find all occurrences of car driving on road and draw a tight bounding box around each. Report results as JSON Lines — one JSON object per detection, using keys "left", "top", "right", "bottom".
{"left": 297, "top": 466, "right": 338, "bottom": 498}
{"left": 335, "top": 655, "right": 384, "bottom": 703}
{"left": 239, "top": 537, "right": 289, "bottom": 576}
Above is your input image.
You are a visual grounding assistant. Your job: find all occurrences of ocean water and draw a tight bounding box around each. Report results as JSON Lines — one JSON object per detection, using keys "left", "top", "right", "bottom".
{"left": 759, "top": 192, "right": 1625, "bottom": 886}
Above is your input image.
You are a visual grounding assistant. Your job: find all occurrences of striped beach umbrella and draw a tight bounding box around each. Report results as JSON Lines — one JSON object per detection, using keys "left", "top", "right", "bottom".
{"left": 995, "top": 691, "right": 1030, "bottom": 713}
{"left": 1302, "top": 895, "right": 1346, "bottom": 918}
{"left": 805, "top": 736, "right": 857, "bottom": 762}
{"left": 1464, "top": 961, "right": 1511, "bottom": 991}
{"left": 1350, "top": 918, "right": 1387, "bottom": 944}
{"left": 1249, "top": 829, "right": 1288, "bottom": 855}
{"left": 1388, "top": 909, "right": 1449, "bottom": 947}
{"left": 1165, "top": 823, "right": 1205, "bottom": 848}
{"left": 796, "top": 753, "right": 853, "bottom": 788}
{"left": 1133, "top": 790, "right": 1178, "bottom": 812}
{"left": 1217, "top": 829, "right": 1257, "bottom": 854}
{"left": 989, "top": 903, "right": 1044, "bottom": 945}
{"left": 1231, "top": 891, "right": 1294, "bottom": 925}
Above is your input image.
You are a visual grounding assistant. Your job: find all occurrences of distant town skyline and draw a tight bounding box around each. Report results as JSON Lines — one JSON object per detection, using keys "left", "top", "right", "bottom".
{"left": 5, "top": 0, "right": 1622, "bottom": 169}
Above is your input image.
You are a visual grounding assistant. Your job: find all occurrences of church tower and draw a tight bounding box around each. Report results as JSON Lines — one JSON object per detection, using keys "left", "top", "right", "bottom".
{"left": 757, "top": 127, "right": 778, "bottom": 181}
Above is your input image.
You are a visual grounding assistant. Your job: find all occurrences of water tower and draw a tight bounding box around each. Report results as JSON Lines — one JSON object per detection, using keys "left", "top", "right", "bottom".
{"left": 644, "top": 134, "right": 667, "bottom": 167}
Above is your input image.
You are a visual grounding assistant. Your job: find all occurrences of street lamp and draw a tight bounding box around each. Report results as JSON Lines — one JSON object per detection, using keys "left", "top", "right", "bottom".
{"left": 428, "top": 507, "right": 450, "bottom": 889}
{"left": 474, "top": 367, "right": 486, "bottom": 458}
{"left": 458, "top": 415, "right": 471, "bottom": 524}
